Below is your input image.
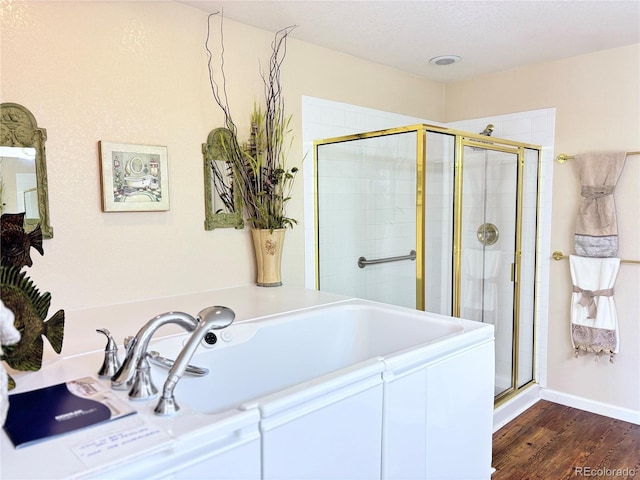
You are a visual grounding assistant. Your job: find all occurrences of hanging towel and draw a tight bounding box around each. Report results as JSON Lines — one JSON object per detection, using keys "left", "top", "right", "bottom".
{"left": 574, "top": 151, "right": 626, "bottom": 257}
{"left": 569, "top": 255, "right": 620, "bottom": 362}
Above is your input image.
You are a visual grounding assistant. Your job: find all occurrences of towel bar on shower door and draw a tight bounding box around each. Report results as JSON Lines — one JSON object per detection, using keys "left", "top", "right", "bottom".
{"left": 357, "top": 250, "right": 417, "bottom": 268}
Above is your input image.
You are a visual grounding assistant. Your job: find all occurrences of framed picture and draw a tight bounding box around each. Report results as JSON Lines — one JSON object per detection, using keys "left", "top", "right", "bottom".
{"left": 99, "top": 141, "right": 169, "bottom": 212}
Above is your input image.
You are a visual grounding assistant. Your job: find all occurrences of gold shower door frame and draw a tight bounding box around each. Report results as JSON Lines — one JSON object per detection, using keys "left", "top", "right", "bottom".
{"left": 314, "top": 124, "right": 542, "bottom": 404}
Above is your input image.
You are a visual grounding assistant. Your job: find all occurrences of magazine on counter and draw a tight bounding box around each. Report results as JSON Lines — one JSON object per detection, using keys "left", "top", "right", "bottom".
{"left": 3, "top": 376, "right": 137, "bottom": 448}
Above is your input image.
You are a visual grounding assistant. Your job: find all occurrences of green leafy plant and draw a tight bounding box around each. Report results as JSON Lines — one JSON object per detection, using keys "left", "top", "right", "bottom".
{"left": 233, "top": 104, "right": 298, "bottom": 229}
{"left": 206, "top": 14, "right": 299, "bottom": 230}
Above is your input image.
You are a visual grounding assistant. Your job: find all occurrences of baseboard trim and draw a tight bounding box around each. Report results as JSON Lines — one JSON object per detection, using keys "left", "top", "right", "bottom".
{"left": 493, "top": 384, "right": 541, "bottom": 432}
{"left": 540, "top": 388, "right": 640, "bottom": 425}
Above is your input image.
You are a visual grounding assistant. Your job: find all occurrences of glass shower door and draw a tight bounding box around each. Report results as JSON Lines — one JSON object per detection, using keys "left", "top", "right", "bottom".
{"left": 457, "top": 144, "right": 519, "bottom": 397}
{"left": 316, "top": 131, "right": 418, "bottom": 308}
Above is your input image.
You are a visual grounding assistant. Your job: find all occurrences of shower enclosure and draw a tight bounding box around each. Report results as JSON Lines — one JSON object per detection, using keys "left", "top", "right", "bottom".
{"left": 314, "top": 124, "right": 541, "bottom": 403}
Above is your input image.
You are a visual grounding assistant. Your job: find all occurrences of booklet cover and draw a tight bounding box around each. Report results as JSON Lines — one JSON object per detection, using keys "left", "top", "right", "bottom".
{"left": 3, "top": 376, "right": 137, "bottom": 448}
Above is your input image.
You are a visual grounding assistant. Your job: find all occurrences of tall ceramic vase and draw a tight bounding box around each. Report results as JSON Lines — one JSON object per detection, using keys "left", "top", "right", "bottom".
{"left": 251, "top": 228, "right": 285, "bottom": 287}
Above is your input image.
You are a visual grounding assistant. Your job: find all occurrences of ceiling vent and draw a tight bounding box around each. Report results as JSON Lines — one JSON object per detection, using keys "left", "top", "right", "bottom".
{"left": 429, "top": 55, "right": 461, "bottom": 66}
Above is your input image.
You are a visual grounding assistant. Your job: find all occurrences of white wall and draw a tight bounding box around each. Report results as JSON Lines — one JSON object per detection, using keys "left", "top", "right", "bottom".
{"left": 0, "top": 2, "right": 444, "bottom": 313}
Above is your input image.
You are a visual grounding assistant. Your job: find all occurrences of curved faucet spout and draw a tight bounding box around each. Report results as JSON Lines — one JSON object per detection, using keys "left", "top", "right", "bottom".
{"left": 111, "top": 311, "right": 199, "bottom": 390}
{"left": 155, "top": 306, "right": 235, "bottom": 416}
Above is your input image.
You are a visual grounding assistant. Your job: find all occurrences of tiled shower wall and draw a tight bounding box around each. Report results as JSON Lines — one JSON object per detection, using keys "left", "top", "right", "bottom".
{"left": 302, "top": 96, "right": 555, "bottom": 388}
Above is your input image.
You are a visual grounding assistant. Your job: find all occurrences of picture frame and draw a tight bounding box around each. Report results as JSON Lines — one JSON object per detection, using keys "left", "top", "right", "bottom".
{"left": 99, "top": 141, "right": 169, "bottom": 212}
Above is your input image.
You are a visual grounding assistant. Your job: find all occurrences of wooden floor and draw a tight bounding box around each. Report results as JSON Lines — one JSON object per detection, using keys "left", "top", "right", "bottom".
{"left": 492, "top": 400, "right": 640, "bottom": 480}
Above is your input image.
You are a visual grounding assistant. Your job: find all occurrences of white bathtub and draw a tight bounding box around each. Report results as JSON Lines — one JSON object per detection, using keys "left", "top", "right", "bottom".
{"left": 1, "top": 290, "right": 494, "bottom": 480}
{"left": 150, "top": 301, "right": 466, "bottom": 415}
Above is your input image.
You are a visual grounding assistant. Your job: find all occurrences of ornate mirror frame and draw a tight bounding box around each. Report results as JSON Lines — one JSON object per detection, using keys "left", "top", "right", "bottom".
{"left": 0, "top": 103, "right": 53, "bottom": 238}
{"left": 203, "top": 128, "right": 244, "bottom": 230}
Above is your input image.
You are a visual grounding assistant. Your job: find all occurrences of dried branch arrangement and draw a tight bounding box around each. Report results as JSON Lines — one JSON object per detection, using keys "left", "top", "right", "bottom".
{"left": 205, "top": 13, "right": 299, "bottom": 230}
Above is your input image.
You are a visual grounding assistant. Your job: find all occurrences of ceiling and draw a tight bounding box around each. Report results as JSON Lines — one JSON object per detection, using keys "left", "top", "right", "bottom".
{"left": 179, "top": 0, "right": 639, "bottom": 83}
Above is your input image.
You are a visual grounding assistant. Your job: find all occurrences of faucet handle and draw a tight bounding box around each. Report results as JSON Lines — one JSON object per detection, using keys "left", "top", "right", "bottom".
{"left": 128, "top": 353, "right": 158, "bottom": 401}
{"left": 96, "top": 328, "right": 121, "bottom": 378}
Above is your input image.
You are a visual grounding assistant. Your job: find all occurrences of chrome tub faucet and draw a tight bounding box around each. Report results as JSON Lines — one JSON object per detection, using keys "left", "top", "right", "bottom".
{"left": 154, "top": 306, "right": 235, "bottom": 416}
{"left": 111, "top": 311, "right": 200, "bottom": 391}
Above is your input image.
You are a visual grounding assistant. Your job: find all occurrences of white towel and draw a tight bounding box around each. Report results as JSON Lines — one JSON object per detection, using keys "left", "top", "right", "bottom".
{"left": 569, "top": 255, "right": 620, "bottom": 361}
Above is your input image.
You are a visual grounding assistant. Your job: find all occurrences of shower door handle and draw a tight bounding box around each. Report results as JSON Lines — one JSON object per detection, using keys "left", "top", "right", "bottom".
{"left": 511, "top": 262, "right": 518, "bottom": 282}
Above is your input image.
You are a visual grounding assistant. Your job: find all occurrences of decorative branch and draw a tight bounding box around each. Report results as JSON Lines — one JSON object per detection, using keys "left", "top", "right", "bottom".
{"left": 209, "top": 159, "right": 234, "bottom": 213}
{"left": 205, "top": 13, "right": 299, "bottom": 230}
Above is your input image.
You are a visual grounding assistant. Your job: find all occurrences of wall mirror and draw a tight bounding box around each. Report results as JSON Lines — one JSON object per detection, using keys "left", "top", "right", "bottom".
{"left": 0, "top": 103, "right": 53, "bottom": 238}
{"left": 202, "top": 127, "right": 243, "bottom": 230}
